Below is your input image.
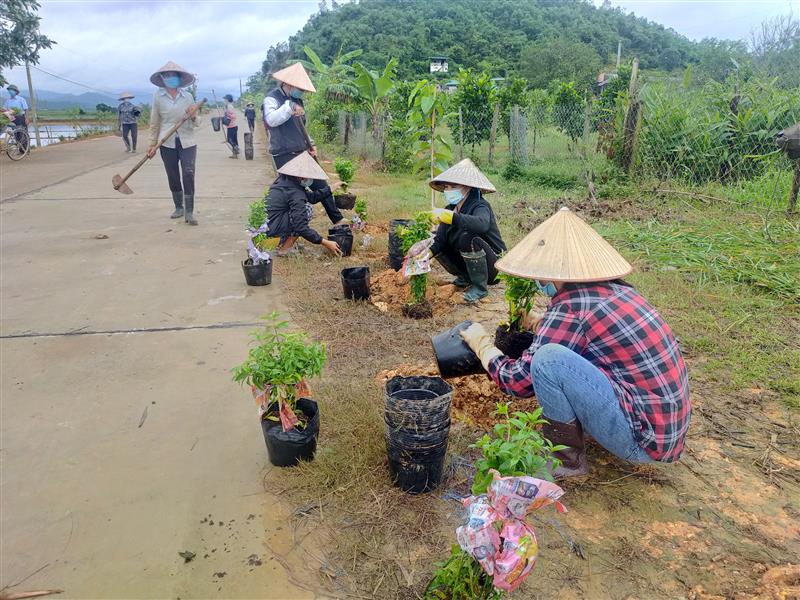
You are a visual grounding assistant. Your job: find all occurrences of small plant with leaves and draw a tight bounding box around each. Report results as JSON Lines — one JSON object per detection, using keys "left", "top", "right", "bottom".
{"left": 232, "top": 313, "right": 326, "bottom": 424}
{"left": 471, "top": 403, "right": 566, "bottom": 495}
{"left": 246, "top": 199, "right": 271, "bottom": 264}
{"left": 424, "top": 545, "right": 501, "bottom": 600}
{"left": 334, "top": 157, "right": 355, "bottom": 192}
{"left": 397, "top": 211, "right": 434, "bottom": 314}
{"left": 497, "top": 273, "right": 538, "bottom": 332}
{"left": 354, "top": 197, "right": 368, "bottom": 222}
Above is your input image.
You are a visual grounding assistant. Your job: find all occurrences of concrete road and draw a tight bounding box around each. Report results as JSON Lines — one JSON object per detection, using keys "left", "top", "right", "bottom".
{"left": 1, "top": 118, "right": 316, "bottom": 598}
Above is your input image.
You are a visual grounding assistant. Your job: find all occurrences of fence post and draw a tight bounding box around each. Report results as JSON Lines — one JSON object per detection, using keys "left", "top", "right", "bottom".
{"left": 488, "top": 103, "right": 499, "bottom": 165}
{"left": 619, "top": 57, "right": 640, "bottom": 173}
{"left": 510, "top": 106, "right": 528, "bottom": 165}
{"left": 510, "top": 106, "right": 518, "bottom": 162}
{"left": 789, "top": 159, "right": 800, "bottom": 215}
{"left": 458, "top": 106, "right": 464, "bottom": 160}
{"left": 581, "top": 97, "right": 592, "bottom": 160}
{"left": 344, "top": 112, "right": 351, "bottom": 148}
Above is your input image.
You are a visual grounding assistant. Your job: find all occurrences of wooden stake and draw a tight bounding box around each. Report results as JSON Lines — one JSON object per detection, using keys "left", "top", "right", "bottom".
{"left": 488, "top": 103, "right": 499, "bottom": 165}
{"left": 431, "top": 85, "right": 437, "bottom": 208}
{"left": 789, "top": 159, "right": 800, "bottom": 216}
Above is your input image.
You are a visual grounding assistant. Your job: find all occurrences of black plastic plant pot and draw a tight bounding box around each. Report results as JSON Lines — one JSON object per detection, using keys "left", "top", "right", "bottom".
{"left": 495, "top": 325, "right": 534, "bottom": 359}
{"left": 211, "top": 116, "right": 221, "bottom": 132}
{"left": 341, "top": 266, "right": 370, "bottom": 300}
{"left": 328, "top": 226, "right": 354, "bottom": 257}
{"left": 384, "top": 376, "right": 452, "bottom": 493}
{"left": 388, "top": 219, "right": 414, "bottom": 271}
{"left": 243, "top": 132, "right": 254, "bottom": 160}
{"left": 431, "top": 321, "right": 483, "bottom": 378}
{"left": 261, "top": 398, "right": 320, "bottom": 467}
{"left": 242, "top": 258, "right": 272, "bottom": 286}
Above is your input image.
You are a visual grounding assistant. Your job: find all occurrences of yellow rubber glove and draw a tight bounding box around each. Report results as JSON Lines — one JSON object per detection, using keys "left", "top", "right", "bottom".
{"left": 460, "top": 322, "right": 504, "bottom": 370}
{"left": 432, "top": 208, "right": 454, "bottom": 225}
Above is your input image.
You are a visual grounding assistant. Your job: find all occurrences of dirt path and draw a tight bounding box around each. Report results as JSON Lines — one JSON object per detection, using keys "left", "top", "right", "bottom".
{"left": 1, "top": 115, "right": 318, "bottom": 598}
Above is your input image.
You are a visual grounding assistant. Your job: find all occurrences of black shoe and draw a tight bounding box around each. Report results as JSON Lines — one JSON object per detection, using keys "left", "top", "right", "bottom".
{"left": 184, "top": 194, "right": 198, "bottom": 225}
{"left": 461, "top": 249, "right": 489, "bottom": 303}
{"left": 170, "top": 191, "right": 184, "bottom": 219}
{"left": 541, "top": 419, "right": 589, "bottom": 479}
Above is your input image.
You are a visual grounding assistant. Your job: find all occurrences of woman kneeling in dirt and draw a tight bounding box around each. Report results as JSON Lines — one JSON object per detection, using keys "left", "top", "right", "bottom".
{"left": 459, "top": 207, "right": 691, "bottom": 478}
{"left": 264, "top": 151, "right": 343, "bottom": 257}
{"left": 427, "top": 159, "right": 507, "bottom": 303}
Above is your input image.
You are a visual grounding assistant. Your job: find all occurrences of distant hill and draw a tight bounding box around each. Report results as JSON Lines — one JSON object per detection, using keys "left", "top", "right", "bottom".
{"left": 251, "top": 0, "right": 698, "bottom": 84}
{"left": 0, "top": 89, "right": 149, "bottom": 110}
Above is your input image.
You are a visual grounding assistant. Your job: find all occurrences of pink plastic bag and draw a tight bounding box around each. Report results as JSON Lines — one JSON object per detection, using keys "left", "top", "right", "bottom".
{"left": 456, "top": 471, "right": 567, "bottom": 592}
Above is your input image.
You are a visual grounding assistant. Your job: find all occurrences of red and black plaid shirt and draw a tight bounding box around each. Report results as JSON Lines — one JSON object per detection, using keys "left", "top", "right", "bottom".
{"left": 487, "top": 281, "right": 691, "bottom": 462}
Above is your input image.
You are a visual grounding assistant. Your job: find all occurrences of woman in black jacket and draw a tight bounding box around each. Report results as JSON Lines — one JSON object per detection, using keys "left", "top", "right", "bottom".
{"left": 428, "top": 159, "right": 507, "bottom": 302}
{"left": 265, "top": 152, "right": 342, "bottom": 257}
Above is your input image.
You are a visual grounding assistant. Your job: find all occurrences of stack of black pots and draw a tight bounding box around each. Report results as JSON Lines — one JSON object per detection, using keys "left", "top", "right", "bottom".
{"left": 384, "top": 375, "right": 452, "bottom": 494}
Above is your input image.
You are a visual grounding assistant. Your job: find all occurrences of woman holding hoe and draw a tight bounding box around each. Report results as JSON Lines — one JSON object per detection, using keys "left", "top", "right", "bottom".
{"left": 459, "top": 207, "right": 691, "bottom": 478}
{"left": 147, "top": 61, "right": 201, "bottom": 225}
{"left": 263, "top": 151, "right": 343, "bottom": 258}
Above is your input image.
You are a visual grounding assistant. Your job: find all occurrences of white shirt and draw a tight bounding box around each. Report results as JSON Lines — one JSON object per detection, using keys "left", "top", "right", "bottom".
{"left": 148, "top": 88, "right": 199, "bottom": 149}
{"left": 263, "top": 95, "right": 294, "bottom": 128}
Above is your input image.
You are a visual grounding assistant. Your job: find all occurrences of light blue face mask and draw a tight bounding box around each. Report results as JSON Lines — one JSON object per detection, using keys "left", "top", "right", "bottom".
{"left": 536, "top": 280, "right": 557, "bottom": 297}
{"left": 443, "top": 189, "right": 462, "bottom": 205}
{"left": 8, "top": 90, "right": 17, "bottom": 97}
{"left": 290, "top": 89, "right": 304, "bottom": 100}
{"left": 161, "top": 74, "right": 181, "bottom": 89}
{"left": 299, "top": 178, "right": 314, "bottom": 187}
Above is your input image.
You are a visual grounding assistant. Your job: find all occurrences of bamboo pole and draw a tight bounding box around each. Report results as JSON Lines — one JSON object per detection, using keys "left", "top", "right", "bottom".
{"left": 430, "top": 85, "right": 437, "bottom": 208}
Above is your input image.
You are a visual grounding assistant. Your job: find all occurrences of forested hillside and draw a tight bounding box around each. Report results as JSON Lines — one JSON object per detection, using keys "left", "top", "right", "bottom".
{"left": 249, "top": 0, "right": 696, "bottom": 87}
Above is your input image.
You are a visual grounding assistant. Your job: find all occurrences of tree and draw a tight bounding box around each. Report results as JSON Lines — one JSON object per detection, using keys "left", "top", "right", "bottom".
{"left": 750, "top": 14, "right": 800, "bottom": 87}
{"left": 691, "top": 38, "right": 750, "bottom": 84}
{"left": 550, "top": 81, "right": 585, "bottom": 144}
{"left": 520, "top": 37, "right": 602, "bottom": 92}
{"left": 95, "top": 103, "right": 113, "bottom": 113}
{"left": 0, "top": 0, "right": 55, "bottom": 86}
{"left": 497, "top": 76, "right": 529, "bottom": 137}
{"left": 302, "top": 45, "right": 361, "bottom": 102}
{"left": 407, "top": 79, "right": 452, "bottom": 176}
{"left": 353, "top": 57, "right": 398, "bottom": 143}
{"left": 449, "top": 68, "right": 497, "bottom": 152}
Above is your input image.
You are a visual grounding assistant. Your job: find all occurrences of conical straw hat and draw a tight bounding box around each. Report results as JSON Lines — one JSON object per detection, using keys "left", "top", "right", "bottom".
{"left": 118, "top": 91, "right": 134, "bottom": 100}
{"left": 150, "top": 61, "right": 195, "bottom": 88}
{"left": 271, "top": 63, "right": 316, "bottom": 93}
{"left": 495, "top": 207, "right": 633, "bottom": 282}
{"left": 277, "top": 152, "right": 328, "bottom": 180}
{"left": 429, "top": 158, "right": 496, "bottom": 193}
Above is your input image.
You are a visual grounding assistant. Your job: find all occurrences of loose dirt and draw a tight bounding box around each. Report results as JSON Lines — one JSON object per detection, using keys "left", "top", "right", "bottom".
{"left": 370, "top": 267, "right": 461, "bottom": 316}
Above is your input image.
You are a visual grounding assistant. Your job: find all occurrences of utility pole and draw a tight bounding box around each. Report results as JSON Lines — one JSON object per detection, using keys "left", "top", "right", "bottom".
{"left": 25, "top": 61, "right": 41, "bottom": 148}
{"left": 616, "top": 40, "right": 622, "bottom": 71}
{"left": 239, "top": 78, "right": 243, "bottom": 98}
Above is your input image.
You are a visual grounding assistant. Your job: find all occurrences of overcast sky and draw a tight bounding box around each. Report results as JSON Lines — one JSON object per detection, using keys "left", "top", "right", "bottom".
{"left": 3, "top": 0, "right": 798, "bottom": 98}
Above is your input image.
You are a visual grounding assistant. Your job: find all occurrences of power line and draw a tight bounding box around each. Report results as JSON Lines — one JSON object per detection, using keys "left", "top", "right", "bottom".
{"left": 29, "top": 65, "right": 117, "bottom": 97}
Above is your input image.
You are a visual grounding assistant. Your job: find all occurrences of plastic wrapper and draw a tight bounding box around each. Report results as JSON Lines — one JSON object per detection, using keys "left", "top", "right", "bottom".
{"left": 402, "top": 237, "right": 434, "bottom": 277}
{"left": 246, "top": 222, "right": 272, "bottom": 265}
{"left": 456, "top": 471, "right": 567, "bottom": 593}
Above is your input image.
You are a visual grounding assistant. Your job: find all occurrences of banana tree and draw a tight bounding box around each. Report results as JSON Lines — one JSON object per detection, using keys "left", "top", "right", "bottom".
{"left": 301, "top": 45, "right": 362, "bottom": 102}
{"left": 353, "top": 57, "right": 398, "bottom": 142}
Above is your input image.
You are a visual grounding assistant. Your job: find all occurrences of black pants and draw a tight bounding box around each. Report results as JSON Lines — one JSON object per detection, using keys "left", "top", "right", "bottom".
{"left": 437, "top": 236, "right": 499, "bottom": 283}
{"left": 272, "top": 151, "right": 344, "bottom": 224}
{"left": 246, "top": 117, "right": 255, "bottom": 132}
{"left": 122, "top": 123, "right": 137, "bottom": 150}
{"left": 159, "top": 138, "right": 196, "bottom": 196}
{"left": 227, "top": 126, "right": 239, "bottom": 150}
{"left": 13, "top": 115, "right": 28, "bottom": 151}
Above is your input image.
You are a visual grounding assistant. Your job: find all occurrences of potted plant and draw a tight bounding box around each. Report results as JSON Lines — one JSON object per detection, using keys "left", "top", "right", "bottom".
{"left": 242, "top": 199, "right": 273, "bottom": 286}
{"left": 352, "top": 197, "right": 368, "bottom": 231}
{"left": 333, "top": 157, "right": 357, "bottom": 209}
{"left": 398, "top": 212, "right": 434, "bottom": 319}
{"left": 232, "top": 313, "right": 326, "bottom": 467}
{"left": 424, "top": 545, "right": 500, "bottom": 600}
{"left": 494, "top": 273, "right": 538, "bottom": 358}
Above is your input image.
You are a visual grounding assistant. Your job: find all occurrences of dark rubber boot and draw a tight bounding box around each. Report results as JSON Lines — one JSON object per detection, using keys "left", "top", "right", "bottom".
{"left": 461, "top": 249, "right": 489, "bottom": 303}
{"left": 184, "top": 194, "right": 198, "bottom": 226}
{"left": 435, "top": 253, "right": 469, "bottom": 287}
{"left": 541, "top": 419, "right": 589, "bottom": 479}
{"left": 170, "top": 191, "right": 184, "bottom": 219}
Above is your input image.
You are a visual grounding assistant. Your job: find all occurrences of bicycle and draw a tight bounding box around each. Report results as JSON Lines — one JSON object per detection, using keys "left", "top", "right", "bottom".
{"left": 2, "top": 123, "right": 31, "bottom": 161}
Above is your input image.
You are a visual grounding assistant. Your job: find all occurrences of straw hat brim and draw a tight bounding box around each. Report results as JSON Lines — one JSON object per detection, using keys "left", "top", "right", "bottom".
{"left": 495, "top": 207, "right": 633, "bottom": 282}
{"left": 429, "top": 158, "right": 496, "bottom": 193}
{"left": 150, "top": 62, "right": 195, "bottom": 88}
{"left": 271, "top": 63, "right": 317, "bottom": 93}
{"left": 277, "top": 152, "right": 328, "bottom": 180}
{"left": 118, "top": 92, "right": 134, "bottom": 100}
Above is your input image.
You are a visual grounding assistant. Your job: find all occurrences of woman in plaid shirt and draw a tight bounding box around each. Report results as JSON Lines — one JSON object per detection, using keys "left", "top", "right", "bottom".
{"left": 461, "top": 208, "right": 691, "bottom": 478}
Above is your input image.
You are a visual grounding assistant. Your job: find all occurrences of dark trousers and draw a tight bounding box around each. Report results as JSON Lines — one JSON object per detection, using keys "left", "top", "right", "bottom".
{"left": 436, "top": 236, "right": 499, "bottom": 283}
{"left": 159, "top": 138, "right": 197, "bottom": 196}
{"left": 247, "top": 117, "right": 255, "bottom": 132}
{"left": 272, "top": 151, "right": 344, "bottom": 224}
{"left": 227, "top": 126, "right": 239, "bottom": 150}
{"left": 12, "top": 115, "right": 28, "bottom": 151}
{"left": 122, "top": 123, "right": 137, "bottom": 150}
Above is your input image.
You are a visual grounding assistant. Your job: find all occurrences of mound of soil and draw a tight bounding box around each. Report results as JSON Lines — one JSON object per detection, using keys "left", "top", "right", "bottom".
{"left": 370, "top": 268, "right": 460, "bottom": 316}
{"left": 376, "top": 364, "right": 539, "bottom": 431}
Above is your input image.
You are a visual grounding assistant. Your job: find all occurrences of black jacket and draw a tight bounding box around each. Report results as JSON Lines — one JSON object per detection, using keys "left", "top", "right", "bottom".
{"left": 244, "top": 108, "right": 256, "bottom": 120}
{"left": 265, "top": 175, "right": 330, "bottom": 244}
{"left": 266, "top": 87, "right": 309, "bottom": 156}
{"left": 430, "top": 188, "right": 507, "bottom": 256}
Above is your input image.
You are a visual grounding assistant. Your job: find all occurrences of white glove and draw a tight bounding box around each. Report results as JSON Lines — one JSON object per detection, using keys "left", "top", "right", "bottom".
{"left": 460, "top": 322, "right": 503, "bottom": 370}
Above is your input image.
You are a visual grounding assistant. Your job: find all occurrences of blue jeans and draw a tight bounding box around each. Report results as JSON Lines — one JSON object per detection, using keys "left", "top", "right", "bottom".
{"left": 531, "top": 344, "right": 653, "bottom": 464}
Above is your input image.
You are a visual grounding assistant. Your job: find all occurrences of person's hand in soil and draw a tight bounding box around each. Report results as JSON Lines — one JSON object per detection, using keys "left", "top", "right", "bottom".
{"left": 147, "top": 146, "right": 157, "bottom": 158}
{"left": 460, "top": 322, "right": 503, "bottom": 370}
{"left": 292, "top": 103, "right": 305, "bottom": 117}
{"left": 322, "top": 238, "right": 342, "bottom": 257}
